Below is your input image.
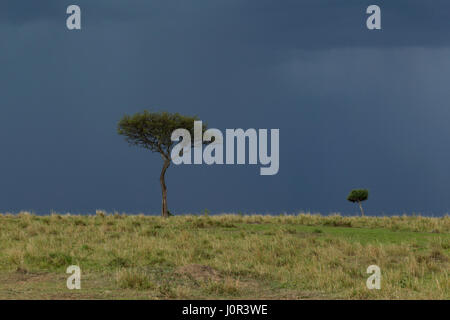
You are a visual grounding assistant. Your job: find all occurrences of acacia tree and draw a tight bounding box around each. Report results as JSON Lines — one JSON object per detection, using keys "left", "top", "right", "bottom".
{"left": 118, "top": 111, "right": 205, "bottom": 217}
{"left": 347, "top": 189, "right": 369, "bottom": 216}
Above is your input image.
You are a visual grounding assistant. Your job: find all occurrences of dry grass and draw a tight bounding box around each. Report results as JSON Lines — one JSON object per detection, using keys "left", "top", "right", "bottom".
{"left": 0, "top": 212, "right": 448, "bottom": 299}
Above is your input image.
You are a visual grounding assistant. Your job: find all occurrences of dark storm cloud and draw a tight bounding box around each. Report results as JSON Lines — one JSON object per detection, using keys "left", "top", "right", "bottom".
{"left": 1, "top": 0, "right": 450, "bottom": 49}
{"left": 0, "top": 1, "right": 450, "bottom": 215}
{"left": 0, "top": 1, "right": 141, "bottom": 24}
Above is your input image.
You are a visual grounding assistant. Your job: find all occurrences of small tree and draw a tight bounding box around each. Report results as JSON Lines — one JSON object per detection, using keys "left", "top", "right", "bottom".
{"left": 347, "top": 189, "right": 368, "bottom": 216}
{"left": 118, "top": 111, "right": 206, "bottom": 218}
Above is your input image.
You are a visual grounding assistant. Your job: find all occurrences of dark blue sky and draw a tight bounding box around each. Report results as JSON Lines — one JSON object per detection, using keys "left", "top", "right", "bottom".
{"left": 1, "top": 1, "right": 450, "bottom": 215}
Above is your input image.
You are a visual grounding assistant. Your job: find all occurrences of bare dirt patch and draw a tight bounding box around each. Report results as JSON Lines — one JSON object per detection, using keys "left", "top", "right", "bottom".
{"left": 174, "top": 264, "right": 221, "bottom": 281}
{"left": 1, "top": 269, "right": 56, "bottom": 285}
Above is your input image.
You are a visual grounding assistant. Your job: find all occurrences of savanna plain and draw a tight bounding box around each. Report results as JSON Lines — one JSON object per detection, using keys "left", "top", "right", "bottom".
{"left": 0, "top": 212, "right": 448, "bottom": 299}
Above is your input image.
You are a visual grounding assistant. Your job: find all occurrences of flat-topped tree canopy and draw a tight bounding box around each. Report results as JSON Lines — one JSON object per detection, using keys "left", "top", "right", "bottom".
{"left": 117, "top": 110, "right": 205, "bottom": 160}
{"left": 347, "top": 189, "right": 369, "bottom": 203}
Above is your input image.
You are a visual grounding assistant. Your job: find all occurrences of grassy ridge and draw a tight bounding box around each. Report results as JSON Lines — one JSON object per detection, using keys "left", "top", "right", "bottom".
{"left": 0, "top": 213, "right": 448, "bottom": 299}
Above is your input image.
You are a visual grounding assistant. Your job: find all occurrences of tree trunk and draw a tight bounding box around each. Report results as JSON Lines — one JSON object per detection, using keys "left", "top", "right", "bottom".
{"left": 160, "top": 159, "right": 170, "bottom": 218}
{"left": 358, "top": 201, "right": 365, "bottom": 216}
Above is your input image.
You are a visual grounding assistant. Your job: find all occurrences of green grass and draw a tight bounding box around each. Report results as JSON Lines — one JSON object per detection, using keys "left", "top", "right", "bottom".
{"left": 0, "top": 212, "right": 448, "bottom": 299}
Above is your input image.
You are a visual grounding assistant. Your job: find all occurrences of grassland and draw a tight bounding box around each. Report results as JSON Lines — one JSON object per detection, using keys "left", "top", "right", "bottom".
{"left": 0, "top": 212, "right": 448, "bottom": 299}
